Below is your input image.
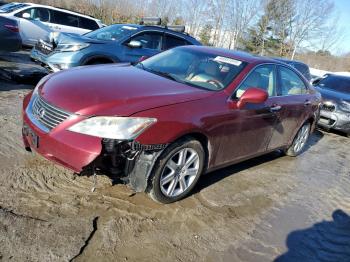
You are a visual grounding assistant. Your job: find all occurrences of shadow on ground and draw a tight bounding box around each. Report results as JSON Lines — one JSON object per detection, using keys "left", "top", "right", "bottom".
{"left": 193, "top": 130, "right": 324, "bottom": 195}
{"left": 275, "top": 209, "right": 350, "bottom": 262}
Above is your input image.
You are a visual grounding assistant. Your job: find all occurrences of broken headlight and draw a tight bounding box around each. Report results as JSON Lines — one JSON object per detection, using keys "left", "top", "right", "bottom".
{"left": 339, "top": 100, "right": 350, "bottom": 113}
{"left": 67, "top": 116, "right": 157, "bottom": 140}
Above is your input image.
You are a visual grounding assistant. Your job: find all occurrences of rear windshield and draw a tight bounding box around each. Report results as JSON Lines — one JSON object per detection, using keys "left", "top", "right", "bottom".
{"left": 0, "top": 3, "right": 28, "bottom": 13}
{"left": 318, "top": 75, "right": 350, "bottom": 94}
{"left": 85, "top": 24, "right": 138, "bottom": 41}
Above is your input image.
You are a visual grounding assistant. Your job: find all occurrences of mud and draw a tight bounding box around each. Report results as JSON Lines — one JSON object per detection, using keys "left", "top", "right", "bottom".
{"left": 0, "top": 52, "right": 349, "bottom": 262}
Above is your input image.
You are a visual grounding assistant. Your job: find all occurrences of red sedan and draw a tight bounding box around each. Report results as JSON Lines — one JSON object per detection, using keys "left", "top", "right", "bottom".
{"left": 22, "top": 46, "right": 321, "bottom": 203}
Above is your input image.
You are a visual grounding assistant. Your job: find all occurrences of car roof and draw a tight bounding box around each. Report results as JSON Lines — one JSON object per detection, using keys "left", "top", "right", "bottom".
{"left": 272, "top": 57, "right": 308, "bottom": 66}
{"left": 107, "top": 23, "right": 200, "bottom": 43}
{"left": 18, "top": 2, "right": 100, "bottom": 21}
{"left": 180, "top": 46, "right": 281, "bottom": 64}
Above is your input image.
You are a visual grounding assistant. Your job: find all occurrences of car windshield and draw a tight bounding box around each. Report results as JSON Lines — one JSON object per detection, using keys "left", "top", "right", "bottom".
{"left": 0, "top": 3, "right": 28, "bottom": 13}
{"left": 136, "top": 48, "right": 247, "bottom": 91}
{"left": 317, "top": 75, "right": 350, "bottom": 94}
{"left": 85, "top": 24, "right": 138, "bottom": 41}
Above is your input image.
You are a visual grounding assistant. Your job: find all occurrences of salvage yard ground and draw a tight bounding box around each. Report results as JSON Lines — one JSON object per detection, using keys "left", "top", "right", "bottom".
{"left": 0, "top": 52, "right": 349, "bottom": 262}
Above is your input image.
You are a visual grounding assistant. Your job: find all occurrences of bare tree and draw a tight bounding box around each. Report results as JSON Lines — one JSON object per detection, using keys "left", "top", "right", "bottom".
{"left": 288, "top": 0, "right": 335, "bottom": 59}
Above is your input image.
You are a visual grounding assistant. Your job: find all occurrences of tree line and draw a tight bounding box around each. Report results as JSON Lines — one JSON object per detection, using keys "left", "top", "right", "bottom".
{"left": 13, "top": 0, "right": 349, "bottom": 71}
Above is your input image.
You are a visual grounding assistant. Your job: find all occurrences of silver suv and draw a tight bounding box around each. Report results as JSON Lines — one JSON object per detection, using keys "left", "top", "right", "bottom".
{"left": 0, "top": 2, "right": 103, "bottom": 46}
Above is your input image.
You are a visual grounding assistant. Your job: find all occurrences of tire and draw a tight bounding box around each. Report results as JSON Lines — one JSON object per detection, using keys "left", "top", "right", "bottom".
{"left": 285, "top": 122, "right": 311, "bottom": 157}
{"left": 148, "top": 137, "right": 205, "bottom": 204}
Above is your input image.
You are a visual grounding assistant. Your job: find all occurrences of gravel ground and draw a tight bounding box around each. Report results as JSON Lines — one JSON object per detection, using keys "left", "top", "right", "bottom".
{"left": 0, "top": 52, "right": 349, "bottom": 262}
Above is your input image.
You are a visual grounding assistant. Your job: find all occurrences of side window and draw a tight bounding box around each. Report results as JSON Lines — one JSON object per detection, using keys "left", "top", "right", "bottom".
{"left": 235, "top": 65, "right": 276, "bottom": 98}
{"left": 163, "top": 35, "right": 190, "bottom": 50}
{"left": 294, "top": 63, "right": 311, "bottom": 81}
{"left": 15, "top": 8, "right": 50, "bottom": 22}
{"left": 131, "top": 32, "right": 162, "bottom": 50}
{"left": 79, "top": 17, "right": 99, "bottom": 30}
{"left": 279, "top": 66, "right": 308, "bottom": 96}
{"left": 51, "top": 10, "right": 79, "bottom": 28}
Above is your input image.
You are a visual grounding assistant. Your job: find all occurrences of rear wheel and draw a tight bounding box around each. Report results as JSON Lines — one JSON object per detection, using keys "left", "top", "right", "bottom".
{"left": 149, "top": 138, "right": 205, "bottom": 204}
{"left": 285, "top": 122, "right": 311, "bottom": 156}
{"left": 85, "top": 59, "right": 114, "bottom": 65}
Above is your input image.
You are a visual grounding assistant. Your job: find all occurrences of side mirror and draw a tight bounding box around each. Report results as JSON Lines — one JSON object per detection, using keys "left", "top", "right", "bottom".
{"left": 236, "top": 87, "right": 268, "bottom": 109}
{"left": 128, "top": 40, "right": 142, "bottom": 48}
{"left": 22, "top": 13, "right": 31, "bottom": 19}
{"left": 312, "top": 78, "right": 321, "bottom": 86}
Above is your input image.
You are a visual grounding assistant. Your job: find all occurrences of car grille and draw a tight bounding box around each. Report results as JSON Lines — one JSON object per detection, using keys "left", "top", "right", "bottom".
{"left": 31, "top": 95, "right": 72, "bottom": 130}
{"left": 321, "top": 102, "right": 336, "bottom": 112}
{"left": 35, "top": 40, "right": 53, "bottom": 55}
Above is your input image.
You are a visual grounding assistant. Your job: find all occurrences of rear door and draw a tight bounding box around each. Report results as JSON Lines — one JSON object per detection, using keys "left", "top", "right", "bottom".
{"left": 122, "top": 31, "right": 163, "bottom": 63}
{"left": 267, "top": 65, "right": 313, "bottom": 150}
{"left": 49, "top": 9, "right": 89, "bottom": 35}
{"left": 162, "top": 34, "right": 191, "bottom": 50}
{"left": 217, "top": 64, "right": 279, "bottom": 165}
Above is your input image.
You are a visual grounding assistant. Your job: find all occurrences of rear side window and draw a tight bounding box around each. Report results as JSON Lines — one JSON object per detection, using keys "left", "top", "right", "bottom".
{"left": 51, "top": 10, "right": 79, "bottom": 28}
{"left": 163, "top": 35, "right": 190, "bottom": 50}
{"left": 79, "top": 17, "right": 99, "bottom": 30}
{"left": 236, "top": 65, "right": 276, "bottom": 98}
{"left": 279, "top": 66, "right": 308, "bottom": 95}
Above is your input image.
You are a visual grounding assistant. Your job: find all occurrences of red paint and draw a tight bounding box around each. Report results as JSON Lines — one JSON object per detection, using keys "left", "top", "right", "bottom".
{"left": 22, "top": 47, "right": 320, "bottom": 173}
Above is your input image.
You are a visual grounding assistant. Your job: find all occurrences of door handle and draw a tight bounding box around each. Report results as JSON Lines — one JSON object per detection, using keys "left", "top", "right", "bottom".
{"left": 304, "top": 100, "right": 312, "bottom": 106}
{"left": 270, "top": 105, "right": 282, "bottom": 112}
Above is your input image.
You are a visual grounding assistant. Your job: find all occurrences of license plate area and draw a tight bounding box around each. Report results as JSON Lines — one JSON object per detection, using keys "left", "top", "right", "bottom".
{"left": 23, "top": 124, "right": 39, "bottom": 148}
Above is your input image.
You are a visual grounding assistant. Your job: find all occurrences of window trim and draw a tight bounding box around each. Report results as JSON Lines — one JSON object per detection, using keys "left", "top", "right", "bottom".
{"left": 231, "top": 63, "right": 278, "bottom": 100}
{"left": 277, "top": 64, "right": 309, "bottom": 97}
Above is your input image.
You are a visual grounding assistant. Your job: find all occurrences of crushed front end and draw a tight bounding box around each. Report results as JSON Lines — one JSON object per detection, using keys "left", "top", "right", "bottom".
{"left": 318, "top": 100, "right": 350, "bottom": 135}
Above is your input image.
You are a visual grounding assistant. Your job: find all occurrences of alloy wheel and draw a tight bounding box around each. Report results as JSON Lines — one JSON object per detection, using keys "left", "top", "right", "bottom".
{"left": 160, "top": 148, "right": 200, "bottom": 197}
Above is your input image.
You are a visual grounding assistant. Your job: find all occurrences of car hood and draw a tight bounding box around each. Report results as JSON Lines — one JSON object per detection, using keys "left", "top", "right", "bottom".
{"left": 39, "top": 64, "right": 213, "bottom": 116}
{"left": 54, "top": 32, "right": 109, "bottom": 45}
{"left": 315, "top": 86, "right": 350, "bottom": 103}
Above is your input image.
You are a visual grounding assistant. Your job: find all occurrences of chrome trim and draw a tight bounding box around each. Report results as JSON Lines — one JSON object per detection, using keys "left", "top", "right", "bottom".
{"left": 26, "top": 94, "right": 73, "bottom": 133}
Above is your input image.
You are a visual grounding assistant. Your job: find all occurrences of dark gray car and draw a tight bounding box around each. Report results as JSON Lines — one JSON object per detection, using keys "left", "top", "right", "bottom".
{"left": 273, "top": 58, "right": 312, "bottom": 82}
{"left": 314, "top": 74, "right": 350, "bottom": 136}
{"left": 0, "top": 16, "right": 21, "bottom": 52}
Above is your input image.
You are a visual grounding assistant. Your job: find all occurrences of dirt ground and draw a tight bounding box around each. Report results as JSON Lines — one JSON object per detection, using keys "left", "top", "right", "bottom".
{"left": 0, "top": 52, "right": 349, "bottom": 262}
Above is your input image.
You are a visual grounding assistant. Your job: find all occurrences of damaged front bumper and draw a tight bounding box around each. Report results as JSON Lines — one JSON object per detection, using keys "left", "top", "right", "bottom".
{"left": 318, "top": 107, "right": 350, "bottom": 134}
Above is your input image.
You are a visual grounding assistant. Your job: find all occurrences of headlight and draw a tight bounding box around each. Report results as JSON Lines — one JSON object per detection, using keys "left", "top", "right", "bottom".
{"left": 339, "top": 100, "right": 350, "bottom": 113}
{"left": 67, "top": 117, "right": 157, "bottom": 140}
{"left": 55, "top": 43, "right": 90, "bottom": 52}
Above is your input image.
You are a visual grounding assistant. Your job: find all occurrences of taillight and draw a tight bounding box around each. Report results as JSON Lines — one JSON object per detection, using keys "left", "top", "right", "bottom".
{"left": 4, "top": 24, "right": 19, "bottom": 33}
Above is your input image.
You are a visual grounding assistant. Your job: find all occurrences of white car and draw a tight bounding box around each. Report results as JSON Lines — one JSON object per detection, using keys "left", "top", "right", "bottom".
{"left": 0, "top": 2, "right": 103, "bottom": 46}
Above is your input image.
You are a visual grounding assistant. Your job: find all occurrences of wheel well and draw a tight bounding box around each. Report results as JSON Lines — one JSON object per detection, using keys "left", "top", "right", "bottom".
{"left": 174, "top": 132, "right": 210, "bottom": 171}
{"left": 84, "top": 57, "right": 114, "bottom": 65}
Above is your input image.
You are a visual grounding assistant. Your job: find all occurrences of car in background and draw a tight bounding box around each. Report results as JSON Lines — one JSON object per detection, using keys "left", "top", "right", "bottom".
{"left": 313, "top": 74, "right": 350, "bottom": 137}
{"left": 0, "top": 16, "right": 21, "bottom": 52}
{"left": 22, "top": 46, "right": 320, "bottom": 203}
{"left": 0, "top": 2, "right": 103, "bottom": 46}
{"left": 30, "top": 19, "right": 201, "bottom": 72}
{"left": 273, "top": 58, "right": 311, "bottom": 82}
{"left": 0, "top": 1, "right": 7, "bottom": 7}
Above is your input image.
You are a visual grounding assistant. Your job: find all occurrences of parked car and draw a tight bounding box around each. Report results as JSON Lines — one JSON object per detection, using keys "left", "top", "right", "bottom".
{"left": 313, "top": 74, "right": 350, "bottom": 137}
{"left": 273, "top": 57, "right": 312, "bottom": 82}
{"left": 0, "top": 1, "right": 7, "bottom": 7}
{"left": 0, "top": 16, "right": 21, "bottom": 52}
{"left": 0, "top": 2, "right": 103, "bottom": 46}
{"left": 22, "top": 46, "right": 321, "bottom": 203}
{"left": 30, "top": 22, "right": 201, "bottom": 72}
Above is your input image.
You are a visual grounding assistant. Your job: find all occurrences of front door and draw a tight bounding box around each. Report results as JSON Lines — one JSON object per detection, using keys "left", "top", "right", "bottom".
{"left": 217, "top": 64, "right": 279, "bottom": 165}
{"left": 122, "top": 31, "right": 163, "bottom": 63}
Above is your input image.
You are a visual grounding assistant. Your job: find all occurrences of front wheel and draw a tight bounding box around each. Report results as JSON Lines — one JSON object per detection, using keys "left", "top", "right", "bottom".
{"left": 285, "top": 122, "right": 311, "bottom": 157}
{"left": 148, "top": 138, "right": 205, "bottom": 204}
